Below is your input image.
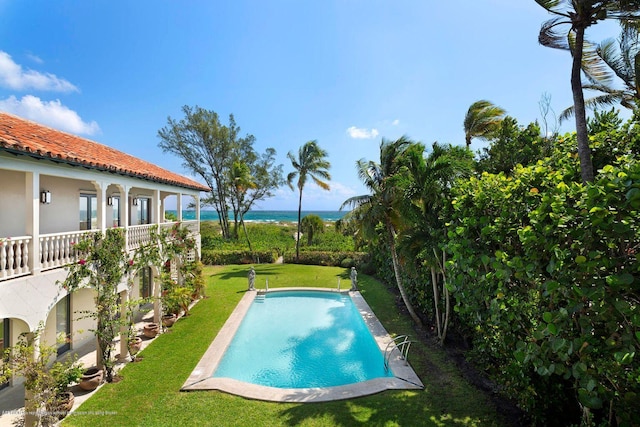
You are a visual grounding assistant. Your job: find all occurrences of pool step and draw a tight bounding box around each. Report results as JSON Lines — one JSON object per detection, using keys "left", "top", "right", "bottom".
{"left": 254, "top": 294, "right": 266, "bottom": 303}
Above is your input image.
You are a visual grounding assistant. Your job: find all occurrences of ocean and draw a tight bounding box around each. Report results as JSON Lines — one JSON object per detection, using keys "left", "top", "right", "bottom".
{"left": 167, "top": 210, "right": 346, "bottom": 223}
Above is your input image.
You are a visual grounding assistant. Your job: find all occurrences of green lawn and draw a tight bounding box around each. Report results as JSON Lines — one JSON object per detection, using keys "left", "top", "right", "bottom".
{"left": 63, "top": 264, "right": 508, "bottom": 427}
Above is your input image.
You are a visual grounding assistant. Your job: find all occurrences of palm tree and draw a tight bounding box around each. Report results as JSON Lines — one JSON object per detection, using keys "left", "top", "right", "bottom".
{"left": 560, "top": 30, "right": 640, "bottom": 121}
{"left": 396, "top": 143, "right": 474, "bottom": 344}
{"left": 341, "top": 136, "right": 424, "bottom": 328}
{"left": 229, "top": 161, "right": 256, "bottom": 250}
{"left": 535, "top": 0, "right": 640, "bottom": 182}
{"left": 301, "top": 214, "right": 325, "bottom": 246}
{"left": 463, "top": 100, "right": 506, "bottom": 149}
{"left": 287, "top": 141, "right": 331, "bottom": 260}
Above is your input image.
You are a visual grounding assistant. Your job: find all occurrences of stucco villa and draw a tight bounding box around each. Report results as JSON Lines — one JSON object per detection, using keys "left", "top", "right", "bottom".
{"left": 0, "top": 112, "right": 210, "bottom": 391}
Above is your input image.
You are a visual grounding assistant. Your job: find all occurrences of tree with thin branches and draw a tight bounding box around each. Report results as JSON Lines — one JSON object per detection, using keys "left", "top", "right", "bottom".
{"left": 287, "top": 141, "right": 331, "bottom": 261}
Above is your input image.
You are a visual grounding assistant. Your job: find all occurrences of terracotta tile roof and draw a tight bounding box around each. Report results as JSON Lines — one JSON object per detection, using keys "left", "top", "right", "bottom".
{"left": 0, "top": 112, "right": 210, "bottom": 192}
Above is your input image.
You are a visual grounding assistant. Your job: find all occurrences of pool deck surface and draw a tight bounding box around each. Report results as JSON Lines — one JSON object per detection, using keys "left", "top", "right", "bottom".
{"left": 181, "top": 287, "right": 424, "bottom": 402}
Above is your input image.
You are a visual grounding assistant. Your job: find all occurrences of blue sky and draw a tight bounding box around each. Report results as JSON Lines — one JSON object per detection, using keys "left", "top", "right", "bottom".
{"left": 0, "top": 1, "right": 627, "bottom": 210}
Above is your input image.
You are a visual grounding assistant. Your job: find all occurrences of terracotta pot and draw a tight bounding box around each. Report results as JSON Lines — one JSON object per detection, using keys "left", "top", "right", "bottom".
{"left": 79, "top": 367, "right": 103, "bottom": 391}
{"left": 47, "top": 391, "right": 74, "bottom": 419}
{"left": 143, "top": 322, "right": 159, "bottom": 338}
{"left": 162, "top": 314, "right": 177, "bottom": 327}
{"left": 128, "top": 336, "right": 142, "bottom": 355}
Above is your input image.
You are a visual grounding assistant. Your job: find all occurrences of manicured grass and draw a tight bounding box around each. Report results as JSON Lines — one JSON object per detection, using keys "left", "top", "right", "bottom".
{"left": 62, "top": 264, "right": 507, "bottom": 427}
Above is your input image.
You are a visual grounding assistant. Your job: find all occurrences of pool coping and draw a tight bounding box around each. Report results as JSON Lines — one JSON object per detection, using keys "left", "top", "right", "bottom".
{"left": 181, "top": 287, "right": 424, "bottom": 402}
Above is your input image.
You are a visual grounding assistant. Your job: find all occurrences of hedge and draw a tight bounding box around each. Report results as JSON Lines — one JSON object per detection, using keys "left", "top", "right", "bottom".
{"left": 201, "top": 249, "right": 276, "bottom": 265}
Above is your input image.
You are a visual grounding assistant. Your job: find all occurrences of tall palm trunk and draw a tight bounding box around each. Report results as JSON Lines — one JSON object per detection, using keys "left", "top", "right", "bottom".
{"left": 240, "top": 215, "right": 252, "bottom": 252}
{"left": 430, "top": 266, "right": 442, "bottom": 337}
{"left": 430, "top": 250, "right": 451, "bottom": 345}
{"left": 572, "top": 25, "right": 595, "bottom": 183}
{"left": 386, "top": 221, "right": 423, "bottom": 328}
{"left": 296, "top": 187, "right": 303, "bottom": 260}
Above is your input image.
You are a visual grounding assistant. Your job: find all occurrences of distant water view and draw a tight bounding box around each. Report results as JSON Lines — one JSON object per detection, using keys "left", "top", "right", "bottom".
{"left": 167, "top": 210, "right": 346, "bottom": 223}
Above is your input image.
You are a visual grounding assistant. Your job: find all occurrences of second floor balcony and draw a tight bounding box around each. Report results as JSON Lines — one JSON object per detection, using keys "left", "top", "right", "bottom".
{"left": 0, "top": 221, "right": 200, "bottom": 282}
{"left": 0, "top": 165, "right": 203, "bottom": 284}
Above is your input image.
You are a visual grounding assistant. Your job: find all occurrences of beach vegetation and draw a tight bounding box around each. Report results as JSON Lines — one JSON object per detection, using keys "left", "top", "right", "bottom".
{"left": 300, "top": 213, "right": 325, "bottom": 245}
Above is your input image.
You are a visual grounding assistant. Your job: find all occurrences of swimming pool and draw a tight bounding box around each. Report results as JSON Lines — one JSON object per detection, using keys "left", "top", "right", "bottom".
{"left": 182, "top": 288, "right": 423, "bottom": 402}
{"left": 212, "top": 290, "right": 393, "bottom": 388}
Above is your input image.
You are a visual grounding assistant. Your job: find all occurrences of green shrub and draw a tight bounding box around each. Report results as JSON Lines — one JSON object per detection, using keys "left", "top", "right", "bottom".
{"left": 340, "top": 257, "right": 354, "bottom": 268}
{"left": 448, "top": 146, "right": 640, "bottom": 425}
{"left": 200, "top": 221, "right": 357, "bottom": 266}
{"left": 284, "top": 251, "right": 369, "bottom": 268}
{"left": 201, "top": 249, "right": 275, "bottom": 265}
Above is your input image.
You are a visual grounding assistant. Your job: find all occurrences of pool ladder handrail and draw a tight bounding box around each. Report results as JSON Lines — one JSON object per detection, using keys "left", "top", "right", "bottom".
{"left": 383, "top": 335, "right": 412, "bottom": 371}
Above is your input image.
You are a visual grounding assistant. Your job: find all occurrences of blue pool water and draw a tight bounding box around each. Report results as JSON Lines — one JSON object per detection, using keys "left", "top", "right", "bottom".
{"left": 212, "top": 291, "right": 393, "bottom": 388}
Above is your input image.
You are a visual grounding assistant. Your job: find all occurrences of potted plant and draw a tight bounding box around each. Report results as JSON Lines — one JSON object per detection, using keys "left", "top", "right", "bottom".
{"left": 162, "top": 313, "right": 177, "bottom": 328}
{"left": 0, "top": 327, "right": 83, "bottom": 426}
{"left": 78, "top": 367, "right": 104, "bottom": 391}
{"left": 143, "top": 322, "right": 159, "bottom": 338}
{"left": 47, "top": 360, "right": 84, "bottom": 418}
{"left": 128, "top": 336, "right": 143, "bottom": 359}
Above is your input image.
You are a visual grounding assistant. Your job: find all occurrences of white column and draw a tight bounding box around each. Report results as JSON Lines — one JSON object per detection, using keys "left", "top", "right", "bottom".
{"left": 153, "top": 189, "right": 161, "bottom": 224}
{"left": 124, "top": 186, "right": 132, "bottom": 227}
{"left": 176, "top": 193, "right": 183, "bottom": 221}
{"left": 25, "top": 172, "right": 40, "bottom": 274}
{"left": 95, "top": 181, "right": 107, "bottom": 232}
{"left": 195, "top": 194, "right": 200, "bottom": 232}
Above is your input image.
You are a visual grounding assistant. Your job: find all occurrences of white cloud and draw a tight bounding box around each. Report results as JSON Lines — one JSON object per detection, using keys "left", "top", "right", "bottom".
{"left": 0, "top": 51, "right": 78, "bottom": 92}
{"left": 25, "top": 52, "right": 44, "bottom": 65}
{"left": 392, "top": 119, "right": 400, "bottom": 126}
{"left": 346, "top": 126, "right": 379, "bottom": 139}
{"left": 0, "top": 95, "right": 100, "bottom": 135}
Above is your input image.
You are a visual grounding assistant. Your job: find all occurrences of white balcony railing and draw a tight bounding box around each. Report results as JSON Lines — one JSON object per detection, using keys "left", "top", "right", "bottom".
{"left": 1, "top": 236, "right": 31, "bottom": 280}
{"left": 126, "top": 224, "right": 156, "bottom": 251}
{"left": 40, "top": 230, "right": 98, "bottom": 272}
{"left": 1, "top": 221, "right": 200, "bottom": 282}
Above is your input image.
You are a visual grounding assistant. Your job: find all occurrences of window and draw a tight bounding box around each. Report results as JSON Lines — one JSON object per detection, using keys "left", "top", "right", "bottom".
{"left": 0, "top": 318, "right": 8, "bottom": 390}
{"left": 79, "top": 194, "right": 97, "bottom": 230}
{"left": 138, "top": 198, "right": 150, "bottom": 225}
{"left": 111, "top": 196, "right": 121, "bottom": 227}
{"left": 56, "top": 296, "right": 71, "bottom": 355}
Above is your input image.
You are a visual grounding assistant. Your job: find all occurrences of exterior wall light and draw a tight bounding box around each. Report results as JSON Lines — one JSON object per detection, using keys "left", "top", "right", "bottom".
{"left": 107, "top": 196, "right": 113, "bottom": 206}
{"left": 40, "top": 190, "right": 51, "bottom": 204}
{"left": 132, "top": 197, "right": 138, "bottom": 206}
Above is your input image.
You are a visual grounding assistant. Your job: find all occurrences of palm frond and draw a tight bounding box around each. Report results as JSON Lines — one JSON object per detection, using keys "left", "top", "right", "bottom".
{"left": 539, "top": 16, "right": 572, "bottom": 50}
{"left": 534, "top": 0, "right": 563, "bottom": 14}
{"left": 580, "top": 37, "right": 615, "bottom": 85}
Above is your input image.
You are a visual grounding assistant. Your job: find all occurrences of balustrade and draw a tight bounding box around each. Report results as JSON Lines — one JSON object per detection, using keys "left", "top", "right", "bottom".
{"left": 1, "top": 221, "right": 200, "bottom": 282}
{"left": 0, "top": 236, "right": 31, "bottom": 280}
{"left": 39, "top": 230, "right": 97, "bottom": 272}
